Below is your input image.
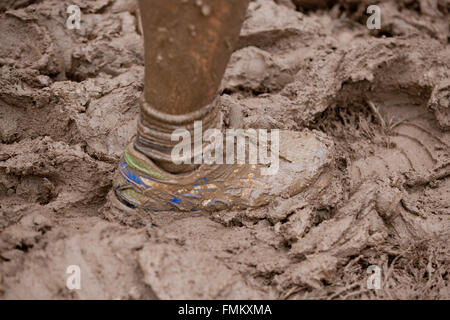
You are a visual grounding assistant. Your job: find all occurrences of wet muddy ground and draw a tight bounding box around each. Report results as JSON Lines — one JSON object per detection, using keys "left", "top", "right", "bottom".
{"left": 0, "top": 0, "right": 449, "bottom": 299}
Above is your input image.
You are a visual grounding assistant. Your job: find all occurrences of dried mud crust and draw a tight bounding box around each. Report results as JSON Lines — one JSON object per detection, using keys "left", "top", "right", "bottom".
{"left": 0, "top": 0, "right": 449, "bottom": 299}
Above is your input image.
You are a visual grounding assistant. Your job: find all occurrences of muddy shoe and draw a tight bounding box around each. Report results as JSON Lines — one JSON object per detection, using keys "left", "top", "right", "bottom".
{"left": 107, "top": 130, "right": 334, "bottom": 215}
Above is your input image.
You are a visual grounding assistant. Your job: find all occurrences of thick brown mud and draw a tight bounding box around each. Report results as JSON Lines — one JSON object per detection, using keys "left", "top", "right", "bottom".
{"left": 0, "top": 0, "right": 449, "bottom": 299}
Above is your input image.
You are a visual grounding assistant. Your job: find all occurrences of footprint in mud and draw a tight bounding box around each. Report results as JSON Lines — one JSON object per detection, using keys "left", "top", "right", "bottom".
{"left": 279, "top": 94, "right": 449, "bottom": 296}
{"left": 350, "top": 99, "right": 449, "bottom": 189}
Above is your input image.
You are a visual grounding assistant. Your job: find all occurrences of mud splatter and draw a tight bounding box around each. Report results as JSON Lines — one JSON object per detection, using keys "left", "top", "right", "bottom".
{"left": 0, "top": 0, "right": 449, "bottom": 299}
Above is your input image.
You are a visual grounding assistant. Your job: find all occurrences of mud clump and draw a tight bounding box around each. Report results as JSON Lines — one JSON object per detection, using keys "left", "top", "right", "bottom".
{"left": 0, "top": 0, "right": 449, "bottom": 299}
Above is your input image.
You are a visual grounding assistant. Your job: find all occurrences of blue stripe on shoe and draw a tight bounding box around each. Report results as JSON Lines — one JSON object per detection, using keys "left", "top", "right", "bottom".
{"left": 119, "top": 162, "right": 150, "bottom": 188}
{"left": 183, "top": 194, "right": 201, "bottom": 198}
